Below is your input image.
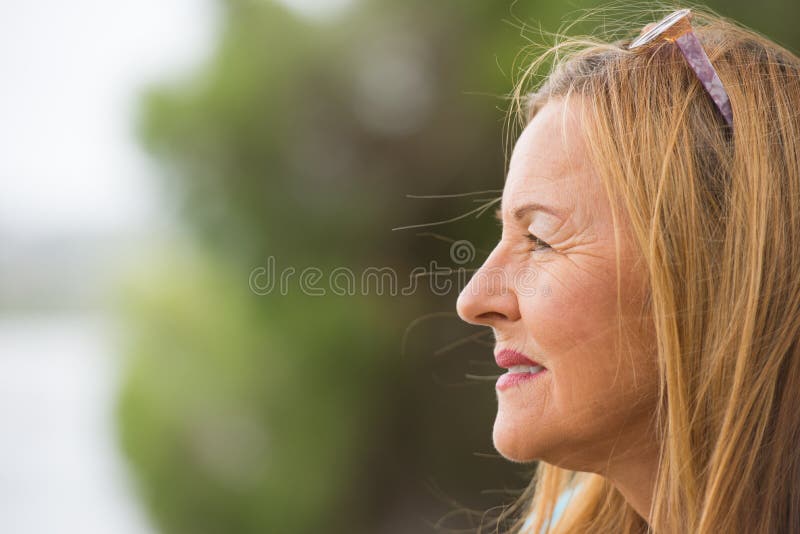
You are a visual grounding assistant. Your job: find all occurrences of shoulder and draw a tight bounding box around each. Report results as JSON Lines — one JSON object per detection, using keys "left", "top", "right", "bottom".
{"left": 521, "top": 484, "right": 581, "bottom": 533}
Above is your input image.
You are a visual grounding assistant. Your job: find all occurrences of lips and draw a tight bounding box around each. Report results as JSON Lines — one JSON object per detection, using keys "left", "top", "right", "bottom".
{"left": 494, "top": 349, "right": 545, "bottom": 369}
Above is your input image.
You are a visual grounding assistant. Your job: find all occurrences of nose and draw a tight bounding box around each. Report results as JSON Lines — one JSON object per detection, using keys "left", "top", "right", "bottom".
{"left": 456, "top": 246, "right": 521, "bottom": 327}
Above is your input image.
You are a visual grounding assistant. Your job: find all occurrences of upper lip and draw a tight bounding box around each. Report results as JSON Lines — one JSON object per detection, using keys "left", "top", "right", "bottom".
{"left": 494, "top": 349, "right": 545, "bottom": 369}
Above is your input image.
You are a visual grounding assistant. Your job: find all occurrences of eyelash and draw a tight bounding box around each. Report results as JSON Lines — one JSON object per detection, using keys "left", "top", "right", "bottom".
{"left": 526, "top": 233, "right": 551, "bottom": 252}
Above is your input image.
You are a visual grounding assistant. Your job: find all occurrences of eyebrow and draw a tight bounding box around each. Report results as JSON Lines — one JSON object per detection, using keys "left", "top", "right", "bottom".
{"left": 494, "top": 202, "right": 565, "bottom": 223}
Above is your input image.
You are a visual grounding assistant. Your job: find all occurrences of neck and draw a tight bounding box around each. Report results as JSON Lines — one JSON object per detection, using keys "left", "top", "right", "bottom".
{"left": 603, "top": 440, "right": 660, "bottom": 525}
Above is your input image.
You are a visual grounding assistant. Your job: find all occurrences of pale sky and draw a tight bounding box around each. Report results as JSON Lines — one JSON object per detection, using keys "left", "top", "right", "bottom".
{"left": 0, "top": 0, "right": 218, "bottom": 239}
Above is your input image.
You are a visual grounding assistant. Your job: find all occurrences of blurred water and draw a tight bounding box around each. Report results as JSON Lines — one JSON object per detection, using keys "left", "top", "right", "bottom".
{"left": 0, "top": 313, "right": 154, "bottom": 534}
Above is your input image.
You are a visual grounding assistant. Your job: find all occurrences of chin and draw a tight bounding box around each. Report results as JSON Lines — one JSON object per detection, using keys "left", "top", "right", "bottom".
{"left": 492, "top": 416, "right": 540, "bottom": 463}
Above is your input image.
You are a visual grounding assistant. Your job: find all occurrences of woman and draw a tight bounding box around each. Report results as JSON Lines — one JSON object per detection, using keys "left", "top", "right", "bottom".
{"left": 456, "top": 6, "right": 800, "bottom": 533}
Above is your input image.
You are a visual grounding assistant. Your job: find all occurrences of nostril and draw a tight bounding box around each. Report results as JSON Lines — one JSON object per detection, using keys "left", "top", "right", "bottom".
{"left": 477, "top": 311, "right": 508, "bottom": 322}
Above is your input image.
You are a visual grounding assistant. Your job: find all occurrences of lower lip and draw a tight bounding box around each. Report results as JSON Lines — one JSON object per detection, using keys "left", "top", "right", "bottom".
{"left": 496, "top": 369, "right": 547, "bottom": 391}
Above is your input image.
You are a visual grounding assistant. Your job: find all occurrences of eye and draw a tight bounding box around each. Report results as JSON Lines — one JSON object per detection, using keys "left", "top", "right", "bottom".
{"left": 526, "top": 233, "right": 551, "bottom": 252}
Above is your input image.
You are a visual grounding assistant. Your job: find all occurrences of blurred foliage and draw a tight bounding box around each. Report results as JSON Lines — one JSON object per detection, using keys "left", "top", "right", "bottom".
{"left": 116, "top": 0, "right": 800, "bottom": 533}
{"left": 118, "top": 246, "right": 402, "bottom": 533}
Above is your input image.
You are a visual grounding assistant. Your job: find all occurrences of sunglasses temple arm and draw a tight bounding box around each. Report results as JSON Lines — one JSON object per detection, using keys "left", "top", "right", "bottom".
{"left": 675, "top": 32, "right": 734, "bottom": 127}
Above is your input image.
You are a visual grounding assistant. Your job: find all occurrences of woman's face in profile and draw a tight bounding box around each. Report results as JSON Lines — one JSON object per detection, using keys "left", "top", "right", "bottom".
{"left": 456, "top": 99, "right": 658, "bottom": 472}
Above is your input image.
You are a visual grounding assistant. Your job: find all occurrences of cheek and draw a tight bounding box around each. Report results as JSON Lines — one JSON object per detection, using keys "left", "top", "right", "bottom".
{"left": 520, "top": 264, "right": 654, "bottom": 426}
{"left": 521, "top": 264, "right": 619, "bottom": 359}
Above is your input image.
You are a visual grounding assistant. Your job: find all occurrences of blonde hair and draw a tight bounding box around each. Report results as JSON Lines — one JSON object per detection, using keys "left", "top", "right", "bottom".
{"left": 496, "top": 5, "right": 800, "bottom": 533}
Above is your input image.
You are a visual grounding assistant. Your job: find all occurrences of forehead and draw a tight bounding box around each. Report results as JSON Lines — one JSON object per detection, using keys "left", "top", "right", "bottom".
{"left": 502, "top": 98, "right": 593, "bottom": 214}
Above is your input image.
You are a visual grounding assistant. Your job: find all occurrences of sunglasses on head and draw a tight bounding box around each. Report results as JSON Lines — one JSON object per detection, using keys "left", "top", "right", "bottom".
{"left": 628, "top": 9, "right": 733, "bottom": 129}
